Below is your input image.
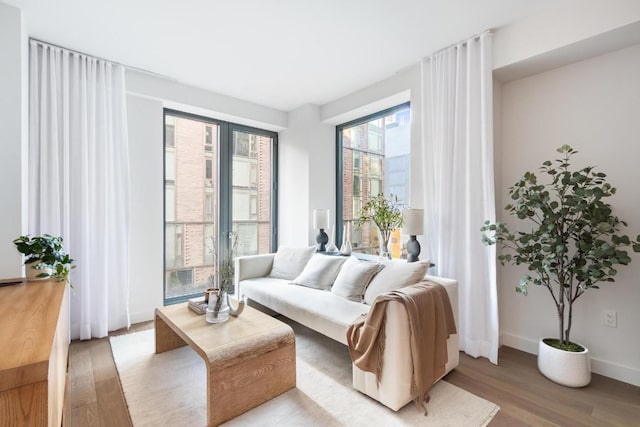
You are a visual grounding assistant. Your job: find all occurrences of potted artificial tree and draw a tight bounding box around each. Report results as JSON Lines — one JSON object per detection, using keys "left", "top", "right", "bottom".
{"left": 357, "top": 193, "right": 404, "bottom": 259}
{"left": 13, "top": 234, "right": 76, "bottom": 282}
{"left": 481, "top": 145, "right": 640, "bottom": 387}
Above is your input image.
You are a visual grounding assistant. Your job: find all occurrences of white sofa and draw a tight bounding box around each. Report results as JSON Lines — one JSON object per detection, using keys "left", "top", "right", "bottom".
{"left": 235, "top": 252, "right": 460, "bottom": 411}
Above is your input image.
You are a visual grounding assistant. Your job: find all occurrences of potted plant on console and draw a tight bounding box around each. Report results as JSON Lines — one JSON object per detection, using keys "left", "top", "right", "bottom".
{"left": 481, "top": 145, "right": 640, "bottom": 387}
{"left": 13, "top": 234, "right": 76, "bottom": 283}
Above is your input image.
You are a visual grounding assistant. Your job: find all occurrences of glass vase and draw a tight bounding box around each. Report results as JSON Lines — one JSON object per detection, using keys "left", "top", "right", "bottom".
{"left": 206, "top": 290, "right": 230, "bottom": 323}
{"left": 379, "top": 232, "right": 391, "bottom": 260}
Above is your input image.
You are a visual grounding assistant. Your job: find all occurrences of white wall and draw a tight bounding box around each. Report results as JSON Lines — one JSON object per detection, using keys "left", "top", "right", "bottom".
{"left": 126, "top": 94, "right": 164, "bottom": 323}
{"left": 277, "top": 108, "right": 310, "bottom": 246}
{"left": 305, "top": 107, "right": 336, "bottom": 246}
{"left": 499, "top": 43, "right": 640, "bottom": 386}
{"left": 278, "top": 104, "right": 335, "bottom": 247}
{"left": 126, "top": 71, "right": 287, "bottom": 132}
{"left": 493, "top": 0, "right": 640, "bottom": 70}
{"left": 0, "top": 2, "right": 27, "bottom": 278}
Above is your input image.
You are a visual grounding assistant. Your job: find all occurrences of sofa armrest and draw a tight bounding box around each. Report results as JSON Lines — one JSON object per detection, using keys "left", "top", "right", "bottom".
{"left": 235, "top": 254, "right": 275, "bottom": 284}
{"left": 423, "top": 275, "right": 459, "bottom": 336}
{"left": 352, "top": 277, "right": 460, "bottom": 411}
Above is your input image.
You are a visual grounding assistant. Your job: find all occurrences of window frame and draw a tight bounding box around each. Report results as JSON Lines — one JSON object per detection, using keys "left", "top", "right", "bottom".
{"left": 335, "top": 101, "right": 410, "bottom": 249}
{"left": 163, "top": 109, "right": 278, "bottom": 305}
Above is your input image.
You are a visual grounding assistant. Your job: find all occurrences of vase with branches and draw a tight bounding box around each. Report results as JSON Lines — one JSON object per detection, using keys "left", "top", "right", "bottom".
{"left": 206, "top": 231, "right": 240, "bottom": 322}
{"left": 481, "top": 145, "right": 640, "bottom": 352}
{"left": 357, "top": 193, "right": 404, "bottom": 259}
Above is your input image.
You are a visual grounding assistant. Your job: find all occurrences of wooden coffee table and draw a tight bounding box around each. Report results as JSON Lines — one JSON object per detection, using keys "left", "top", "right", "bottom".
{"left": 155, "top": 302, "right": 296, "bottom": 426}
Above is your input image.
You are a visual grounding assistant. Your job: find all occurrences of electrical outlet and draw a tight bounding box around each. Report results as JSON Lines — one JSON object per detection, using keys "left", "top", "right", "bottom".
{"left": 603, "top": 310, "right": 617, "bottom": 328}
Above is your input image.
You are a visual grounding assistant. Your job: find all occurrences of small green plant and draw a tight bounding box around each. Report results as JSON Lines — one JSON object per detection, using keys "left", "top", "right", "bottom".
{"left": 13, "top": 234, "right": 76, "bottom": 282}
{"left": 481, "top": 145, "right": 640, "bottom": 351}
{"left": 357, "top": 193, "right": 404, "bottom": 257}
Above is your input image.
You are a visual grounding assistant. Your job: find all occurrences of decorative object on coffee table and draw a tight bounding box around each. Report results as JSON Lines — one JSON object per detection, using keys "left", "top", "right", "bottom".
{"left": 13, "top": 234, "right": 76, "bottom": 282}
{"left": 207, "top": 231, "right": 244, "bottom": 323}
{"left": 313, "top": 209, "right": 330, "bottom": 252}
{"left": 357, "top": 193, "right": 404, "bottom": 259}
{"left": 403, "top": 208, "right": 424, "bottom": 262}
{"left": 481, "top": 145, "right": 640, "bottom": 387}
{"left": 206, "top": 289, "right": 229, "bottom": 323}
{"left": 203, "top": 288, "right": 215, "bottom": 304}
{"left": 188, "top": 296, "right": 207, "bottom": 315}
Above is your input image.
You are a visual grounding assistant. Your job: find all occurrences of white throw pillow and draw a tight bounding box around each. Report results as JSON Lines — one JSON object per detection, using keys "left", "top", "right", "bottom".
{"left": 331, "top": 256, "right": 383, "bottom": 302}
{"left": 290, "top": 254, "right": 348, "bottom": 290}
{"left": 268, "top": 246, "right": 316, "bottom": 280}
{"left": 363, "top": 260, "right": 430, "bottom": 305}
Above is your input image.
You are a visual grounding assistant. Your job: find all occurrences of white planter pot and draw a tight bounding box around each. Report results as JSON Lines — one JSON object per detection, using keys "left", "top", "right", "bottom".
{"left": 25, "top": 262, "right": 50, "bottom": 281}
{"left": 537, "top": 338, "right": 591, "bottom": 387}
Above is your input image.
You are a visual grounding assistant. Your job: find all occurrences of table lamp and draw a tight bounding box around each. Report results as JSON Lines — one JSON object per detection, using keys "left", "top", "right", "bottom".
{"left": 403, "top": 208, "right": 424, "bottom": 262}
{"left": 313, "top": 209, "right": 330, "bottom": 252}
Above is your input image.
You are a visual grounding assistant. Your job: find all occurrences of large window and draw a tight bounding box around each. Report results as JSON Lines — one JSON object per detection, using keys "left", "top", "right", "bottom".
{"left": 336, "top": 103, "right": 410, "bottom": 257}
{"left": 231, "top": 128, "right": 274, "bottom": 258}
{"left": 164, "top": 110, "right": 277, "bottom": 303}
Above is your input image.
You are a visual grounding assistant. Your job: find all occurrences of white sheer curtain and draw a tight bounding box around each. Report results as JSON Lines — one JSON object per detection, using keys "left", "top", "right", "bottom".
{"left": 29, "top": 40, "right": 130, "bottom": 340}
{"left": 421, "top": 32, "right": 499, "bottom": 363}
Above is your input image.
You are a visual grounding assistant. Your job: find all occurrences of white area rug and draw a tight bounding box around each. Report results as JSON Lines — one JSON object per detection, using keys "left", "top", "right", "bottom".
{"left": 111, "top": 318, "right": 499, "bottom": 426}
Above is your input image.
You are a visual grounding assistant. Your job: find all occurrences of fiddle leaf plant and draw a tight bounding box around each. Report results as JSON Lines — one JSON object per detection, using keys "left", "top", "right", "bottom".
{"left": 481, "top": 145, "right": 640, "bottom": 351}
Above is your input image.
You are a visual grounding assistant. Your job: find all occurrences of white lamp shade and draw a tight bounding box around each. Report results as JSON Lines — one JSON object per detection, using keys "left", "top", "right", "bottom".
{"left": 313, "top": 209, "right": 330, "bottom": 229}
{"left": 403, "top": 208, "right": 424, "bottom": 235}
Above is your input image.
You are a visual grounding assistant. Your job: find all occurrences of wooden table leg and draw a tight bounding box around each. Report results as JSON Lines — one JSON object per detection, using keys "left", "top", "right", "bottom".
{"left": 206, "top": 336, "right": 296, "bottom": 426}
{"left": 154, "top": 310, "right": 187, "bottom": 354}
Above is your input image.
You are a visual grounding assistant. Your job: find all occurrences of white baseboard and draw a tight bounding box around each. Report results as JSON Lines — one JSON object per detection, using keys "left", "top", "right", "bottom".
{"left": 499, "top": 333, "right": 640, "bottom": 387}
{"left": 130, "top": 310, "right": 155, "bottom": 325}
{"left": 500, "top": 333, "right": 538, "bottom": 355}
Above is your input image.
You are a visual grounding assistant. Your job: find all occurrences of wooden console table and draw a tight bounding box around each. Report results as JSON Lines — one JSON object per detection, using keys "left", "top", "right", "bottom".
{"left": 0, "top": 279, "right": 69, "bottom": 427}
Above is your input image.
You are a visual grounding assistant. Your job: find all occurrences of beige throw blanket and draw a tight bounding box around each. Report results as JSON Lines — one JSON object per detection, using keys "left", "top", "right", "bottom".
{"left": 346, "top": 281, "right": 457, "bottom": 414}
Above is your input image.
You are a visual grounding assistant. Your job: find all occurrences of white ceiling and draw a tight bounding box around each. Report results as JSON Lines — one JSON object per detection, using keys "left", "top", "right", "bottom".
{"left": 7, "top": 0, "right": 560, "bottom": 111}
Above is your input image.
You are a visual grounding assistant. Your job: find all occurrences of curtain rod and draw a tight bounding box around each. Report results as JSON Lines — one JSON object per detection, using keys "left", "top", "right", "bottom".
{"left": 30, "top": 37, "right": 177, "bottom": 82}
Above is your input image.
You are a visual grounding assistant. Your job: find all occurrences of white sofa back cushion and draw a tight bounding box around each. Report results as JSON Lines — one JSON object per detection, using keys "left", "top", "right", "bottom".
{"left": 268, "top": 246, "right": 316, "bottom": 280}
{"left": 331, "top": 256, "right": 383, "bottom": 302}
{"left": 290, "top": 254, "right": 348, "bottom": 290}
{"left": 363, "top": 260, "right": 430, "bottom": 305}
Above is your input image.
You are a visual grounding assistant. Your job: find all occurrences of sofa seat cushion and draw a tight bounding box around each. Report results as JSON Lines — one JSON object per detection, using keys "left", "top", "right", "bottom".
{"left": 240, "top": 277, "right": 370, "bottom": 345}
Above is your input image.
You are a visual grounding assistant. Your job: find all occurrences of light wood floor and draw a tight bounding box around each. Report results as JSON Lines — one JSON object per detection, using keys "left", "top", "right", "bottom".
{"left": 64, "top": 319, "right": 640, "bottom": 427}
